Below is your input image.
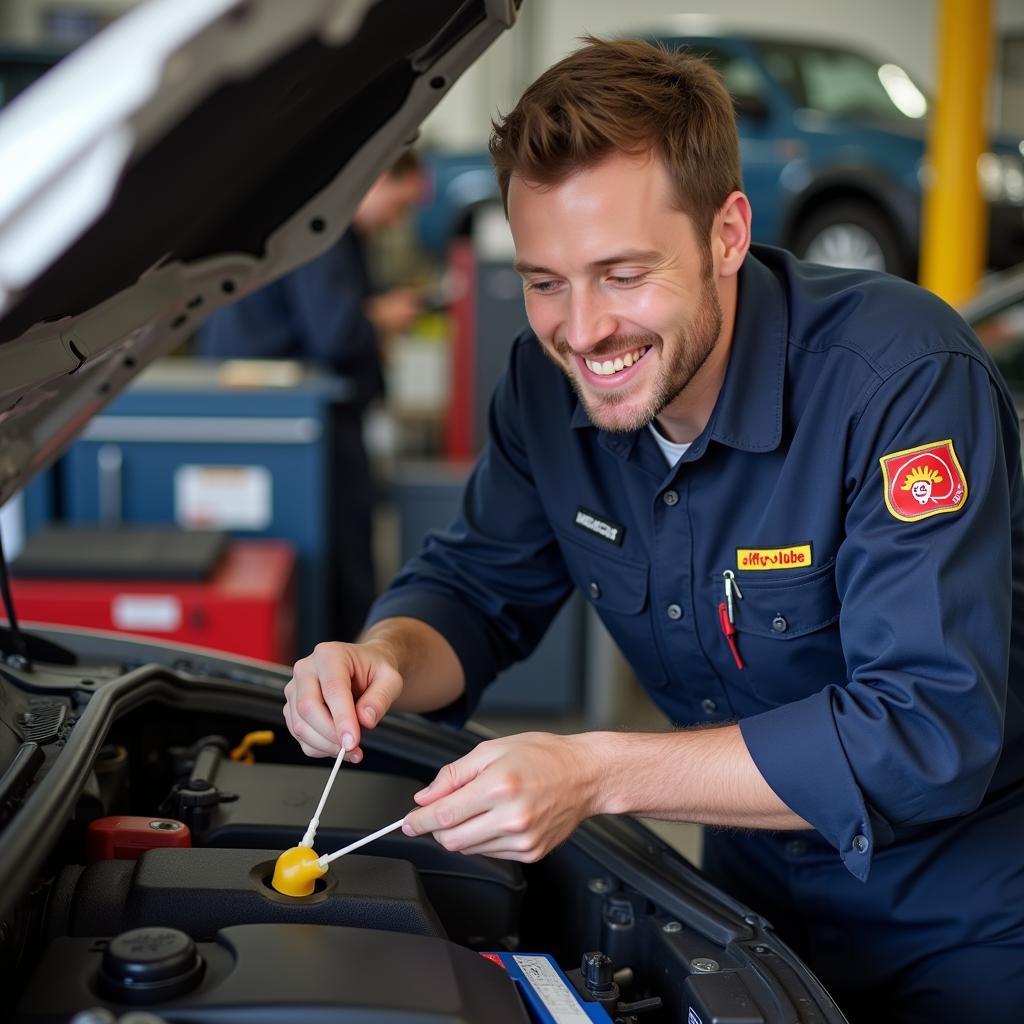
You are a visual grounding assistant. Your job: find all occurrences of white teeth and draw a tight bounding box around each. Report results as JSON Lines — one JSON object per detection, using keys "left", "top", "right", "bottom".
{"left": 584, "top": 346, "right": 649, "bottom": 376}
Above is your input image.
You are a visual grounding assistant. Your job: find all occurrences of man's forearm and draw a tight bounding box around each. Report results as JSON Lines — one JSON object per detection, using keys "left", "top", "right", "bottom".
{"left": 580, "top": 724, "right": 810, "bottom": 831}
{"left": 360, "top": 616, "right": 466, "bottom": 713}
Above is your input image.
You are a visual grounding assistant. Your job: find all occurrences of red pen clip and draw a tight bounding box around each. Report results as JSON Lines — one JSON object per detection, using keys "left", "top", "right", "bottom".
{"left": 717, "top": 600, "right": 744, "bottom": 670}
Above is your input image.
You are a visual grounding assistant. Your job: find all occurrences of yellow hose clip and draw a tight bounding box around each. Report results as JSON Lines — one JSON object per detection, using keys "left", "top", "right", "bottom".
{"left": 230, "top": 730, "right": 275, "bottom": 764}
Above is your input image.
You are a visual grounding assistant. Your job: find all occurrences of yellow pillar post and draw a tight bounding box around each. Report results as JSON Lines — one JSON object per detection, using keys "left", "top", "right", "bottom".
{"left": 919, "top": 0, "right": 992, "bottom": 307}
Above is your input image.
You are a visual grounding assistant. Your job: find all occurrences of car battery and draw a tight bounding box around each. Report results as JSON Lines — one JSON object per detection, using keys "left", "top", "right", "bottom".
{"left": 9, "top": 527, "right": 296, "bottom": 663}
{"left": 58, "top": 358, "right": 356, "bottom": 653}
{"left": 481, "top": 953, "right": 613, "bottom": 1022}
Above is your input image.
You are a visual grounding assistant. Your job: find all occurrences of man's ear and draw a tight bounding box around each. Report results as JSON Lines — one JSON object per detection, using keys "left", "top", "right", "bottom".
{"left": 714, "top": 191, "right": 752, "bottom": 278}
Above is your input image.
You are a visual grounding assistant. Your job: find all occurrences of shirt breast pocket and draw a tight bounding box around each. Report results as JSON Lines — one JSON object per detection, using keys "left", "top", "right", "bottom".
{"left": 554, "top": 528, "right": 666, "bottom": 686}
{"left": 727, "top": 561, "right": 846, "bottom": 706}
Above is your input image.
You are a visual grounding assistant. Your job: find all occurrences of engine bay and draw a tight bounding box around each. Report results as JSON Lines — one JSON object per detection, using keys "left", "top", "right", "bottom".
{"left": 0, "top": 630, "right": 844, "bottom": 1023}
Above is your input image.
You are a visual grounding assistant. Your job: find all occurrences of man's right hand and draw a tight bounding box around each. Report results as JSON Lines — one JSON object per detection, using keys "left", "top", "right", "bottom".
{"left": 282, "top": 639, "right": 404, "bottom": 762}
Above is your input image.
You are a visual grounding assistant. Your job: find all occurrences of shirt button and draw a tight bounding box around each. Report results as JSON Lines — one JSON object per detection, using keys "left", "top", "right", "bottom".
{"left": 588, "top": 582, "right": 601, "bottom": 600}
{"left": 852, "top": 834, "right": 870, "bottom": 854}
{"left": 771, "top": 614, "right": 788, "bottom": 633}
{"left": 700, "top": 698, "right": 717, "bottom": 714}
{"left": 666, "top": 604, "right": 683, "bottom": 620}
{"left": 785, "top": 839, "right": 807, "bottom": 857}
{"left": 662, "top": 490, "right": 679, "bottom": 506}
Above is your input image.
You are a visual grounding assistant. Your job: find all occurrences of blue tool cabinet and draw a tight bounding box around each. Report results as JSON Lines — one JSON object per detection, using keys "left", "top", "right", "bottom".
{"left": 61, "top": 360, "right": 356, "bottom": 656}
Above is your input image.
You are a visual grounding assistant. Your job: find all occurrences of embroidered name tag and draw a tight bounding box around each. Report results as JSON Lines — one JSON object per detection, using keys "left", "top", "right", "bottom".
{"left": 736, "top": 544, "right": 813, "bottom": 570}
{"left": 574, "top": 507, "right": 625, "bottom": 546}
{"left": 879, "top": 439, "right": 967, "bottom": 522}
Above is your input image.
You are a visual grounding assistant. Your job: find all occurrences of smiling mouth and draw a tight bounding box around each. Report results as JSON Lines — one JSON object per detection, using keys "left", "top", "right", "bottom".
{"left": 583, "top": 345, "right": 651, "bottom": 377}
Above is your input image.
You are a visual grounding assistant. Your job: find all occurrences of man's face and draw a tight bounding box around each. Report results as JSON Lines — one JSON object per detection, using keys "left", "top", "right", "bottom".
{"left": 508, "top": 152, "right": 724, "bottom": 435}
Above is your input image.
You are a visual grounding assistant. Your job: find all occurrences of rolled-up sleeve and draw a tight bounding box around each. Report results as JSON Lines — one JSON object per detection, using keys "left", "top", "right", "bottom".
{"left": 366, "top": 337, "right": 573, "bottom": 724}
{"left": 741, "top": 349, "right": 1015, "bottom": 880}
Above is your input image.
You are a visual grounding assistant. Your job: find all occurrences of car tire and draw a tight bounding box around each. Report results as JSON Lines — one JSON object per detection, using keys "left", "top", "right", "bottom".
{"left": 791, "top": 200, "right": 911, "bottom": 279}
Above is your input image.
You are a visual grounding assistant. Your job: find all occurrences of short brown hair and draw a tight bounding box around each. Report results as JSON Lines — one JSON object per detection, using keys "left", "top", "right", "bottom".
{"left": 489, "top": 37, "right": 741, "bottom": 247}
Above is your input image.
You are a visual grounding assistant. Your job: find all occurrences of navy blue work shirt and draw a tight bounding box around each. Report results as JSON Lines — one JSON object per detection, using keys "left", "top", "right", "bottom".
{"left": 367, "top": 245, "right": 1024, "bottom": 882}
{"left": 197, "top": 228, "right": 384, "bottom": 409}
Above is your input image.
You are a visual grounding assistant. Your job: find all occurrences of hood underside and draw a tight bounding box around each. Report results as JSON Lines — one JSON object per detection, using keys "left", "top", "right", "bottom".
{"left": 0, "top": 0, "right": 517, "bottom": 506}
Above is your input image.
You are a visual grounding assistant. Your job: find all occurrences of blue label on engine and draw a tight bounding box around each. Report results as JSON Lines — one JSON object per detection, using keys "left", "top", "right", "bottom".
{"left": 481, "top": 952, "right": 613, "bottom": 1023}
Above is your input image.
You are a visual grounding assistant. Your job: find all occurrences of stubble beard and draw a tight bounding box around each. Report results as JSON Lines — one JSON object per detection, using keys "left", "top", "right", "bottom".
{"left": 545, "top": 274, "right": 724, "bottom": 434}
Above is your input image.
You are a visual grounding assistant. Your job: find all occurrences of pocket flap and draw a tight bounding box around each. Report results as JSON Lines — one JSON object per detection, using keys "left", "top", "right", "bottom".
{"left": 556, "top": 529, "right": 649, "bottom": 614}
{"left": 733, "top": 565, "right": 840, "bottom": 640}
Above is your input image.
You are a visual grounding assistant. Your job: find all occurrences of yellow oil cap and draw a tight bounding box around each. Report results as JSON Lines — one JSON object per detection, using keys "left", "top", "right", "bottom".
{"left": 271, "top": 846, "right": 327, "bottom": 897}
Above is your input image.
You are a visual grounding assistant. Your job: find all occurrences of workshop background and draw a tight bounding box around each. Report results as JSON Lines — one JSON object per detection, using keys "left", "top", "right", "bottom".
{"left": 2, "top": 0, "right": 1024, "bottom": 864}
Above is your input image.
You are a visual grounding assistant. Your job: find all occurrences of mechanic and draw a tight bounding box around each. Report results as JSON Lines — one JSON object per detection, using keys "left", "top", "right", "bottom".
{"left": 283, "top": 38, "right": 1024, "bottom": 1022}
{"left": 197, "top": 152, "right": 424, "bottom": 639}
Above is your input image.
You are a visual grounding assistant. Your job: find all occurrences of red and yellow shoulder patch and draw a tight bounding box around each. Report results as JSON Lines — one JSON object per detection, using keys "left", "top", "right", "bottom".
{"left": 879, "top": 439, "right": 967, "bottom": 522}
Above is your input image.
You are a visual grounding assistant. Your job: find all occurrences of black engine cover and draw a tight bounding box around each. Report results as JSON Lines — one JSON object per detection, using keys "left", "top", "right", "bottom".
{"left": 49, "top": 847, "right": 445, "bottom": 940}
{"left": 17, "top": 923, "right": 533, "bottom": 1023}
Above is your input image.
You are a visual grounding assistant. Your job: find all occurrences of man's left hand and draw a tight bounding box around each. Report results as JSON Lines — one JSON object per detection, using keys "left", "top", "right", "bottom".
{"left": 401, "top": 732, "right": 599, "bottom": 861}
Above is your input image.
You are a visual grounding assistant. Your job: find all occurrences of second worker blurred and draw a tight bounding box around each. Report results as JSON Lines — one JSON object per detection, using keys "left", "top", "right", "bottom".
{"left": 197, "top": 151, "right": 425, "bottom": 639}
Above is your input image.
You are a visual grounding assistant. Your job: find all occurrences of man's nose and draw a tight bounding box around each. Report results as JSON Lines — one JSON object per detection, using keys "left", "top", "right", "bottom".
{"left": 564, "top": 290, "right": 615, "bottom": 353}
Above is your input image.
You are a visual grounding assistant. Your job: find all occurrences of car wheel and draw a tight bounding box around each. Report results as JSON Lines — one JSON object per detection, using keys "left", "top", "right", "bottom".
{"left": 792, "top": 200, "right": 911, "bottom": 278}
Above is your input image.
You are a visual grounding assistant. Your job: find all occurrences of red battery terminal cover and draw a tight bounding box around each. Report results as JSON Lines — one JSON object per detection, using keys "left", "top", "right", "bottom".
{"left": 86, "top": 816, "right": 192, "bottom": 862}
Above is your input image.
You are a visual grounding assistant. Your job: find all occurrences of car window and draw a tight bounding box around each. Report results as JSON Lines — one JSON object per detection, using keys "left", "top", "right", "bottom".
{"left": 679, "top": 43, "right": 767, "bottom": 103}
{"left": 753, "top": 41, "right": 927, "bottom": 120}
{"left": 758, "top": 47, "right": 807, "bottom": 106}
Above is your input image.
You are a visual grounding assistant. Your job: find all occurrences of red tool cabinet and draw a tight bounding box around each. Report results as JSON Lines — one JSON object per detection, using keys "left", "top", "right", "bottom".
{"left": 10, "top": 540, "right": 296, "bottom": 664}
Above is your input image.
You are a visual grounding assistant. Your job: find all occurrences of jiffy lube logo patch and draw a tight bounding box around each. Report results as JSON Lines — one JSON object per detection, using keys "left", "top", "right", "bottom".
{"left": 736, "top": 544, "right": 813, "bottom": 570}
{"left": 879, "top": 439, "right": 968, "bottom": 522}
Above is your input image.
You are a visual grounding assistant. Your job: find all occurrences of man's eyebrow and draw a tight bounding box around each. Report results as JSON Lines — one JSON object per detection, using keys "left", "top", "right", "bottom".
{"left": 513, "top": 260, "right": 555, "bottom": 275}
{"left": 514, "top": 250, "right": 662, "bottom": 275}
{"left": 589, "top": 249, "right": 661, "bottom": 268}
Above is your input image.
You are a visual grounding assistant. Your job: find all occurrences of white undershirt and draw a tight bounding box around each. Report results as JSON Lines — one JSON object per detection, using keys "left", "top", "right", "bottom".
{"left": 648, "top": 424, "right": 692, "bottom": 466}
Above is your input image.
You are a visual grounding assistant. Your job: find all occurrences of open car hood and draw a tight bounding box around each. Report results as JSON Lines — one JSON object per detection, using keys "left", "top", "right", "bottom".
{"left": 0, "top": 0, "right": 518, "bottom": 507}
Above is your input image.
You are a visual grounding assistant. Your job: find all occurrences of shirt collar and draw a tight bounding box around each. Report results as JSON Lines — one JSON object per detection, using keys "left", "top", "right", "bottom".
{"left": 570, "top": 249, "right": 788, "bottom": 457}
{"left": 706, "top": 249, "right": 788, "bottom": 453}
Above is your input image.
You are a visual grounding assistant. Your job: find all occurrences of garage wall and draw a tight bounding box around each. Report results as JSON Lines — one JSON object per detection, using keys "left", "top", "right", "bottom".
{"left": 2, "top": 0, "right": 1022, "bottom": 148}
{"left": 0, "top": 0, "right": 127, "bottom": 42}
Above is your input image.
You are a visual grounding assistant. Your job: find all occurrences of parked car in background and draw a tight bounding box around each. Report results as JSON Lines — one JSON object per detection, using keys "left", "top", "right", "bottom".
{"left": 965, "top": 262, "right": 1024, "bottom": 395}
{"left": 421, "top": 29, "right": 1024, "bottom": 279}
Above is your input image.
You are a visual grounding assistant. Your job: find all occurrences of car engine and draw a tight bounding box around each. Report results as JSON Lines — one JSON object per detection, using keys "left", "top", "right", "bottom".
{"left": 0, "top": 632, "right": 845, "bottom": 1023}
